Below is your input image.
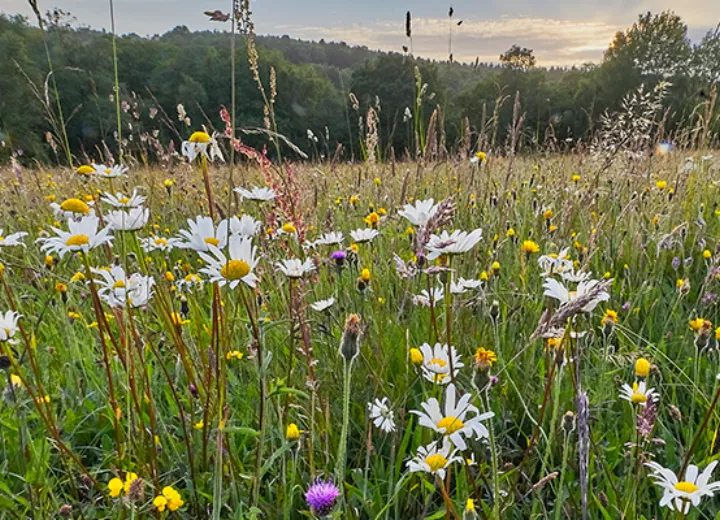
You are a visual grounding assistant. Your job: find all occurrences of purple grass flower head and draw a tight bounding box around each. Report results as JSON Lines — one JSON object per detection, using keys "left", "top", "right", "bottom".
{"left": 671, "top": 256, "right": 681, "bottom": 271}
{"left": 331, "top": 250, "right": 346, "bottom": 267}
{"left": 305, "top": 479, "right": 339, "bottom": 516}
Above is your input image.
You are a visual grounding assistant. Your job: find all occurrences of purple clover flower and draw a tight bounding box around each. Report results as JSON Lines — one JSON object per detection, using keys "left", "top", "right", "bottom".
{"left": 305, "top": 479, "right": 339, "bottom": 516}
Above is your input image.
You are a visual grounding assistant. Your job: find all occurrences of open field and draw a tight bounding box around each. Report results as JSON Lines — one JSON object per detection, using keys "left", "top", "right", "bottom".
{"left": 1, "top": 151, "right": 720, "bottom": 519}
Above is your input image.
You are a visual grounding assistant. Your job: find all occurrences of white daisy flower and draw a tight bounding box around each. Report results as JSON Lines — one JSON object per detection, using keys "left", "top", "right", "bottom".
{"left": 234, "top": 186, "right": 276, "bottom": 202}
{"left": 139, "top": 236, "right": 176, "bottom": 253}
{"left": 310, "top": 297, "right": 335, "bottom": 312}
{"left": 276, "top": 258, "right": 315, "bottom": 279}
{"left": 37, "top": 215, "right": 113, "bottom": 258}
{"left": 92, "top": 163, "right": 128, "bottom": 178}
{"left": 0, "top": 310, "right": 21, "bottom": 343}
{"left": 309, "top": 232, "right": 344, "bottom": 248}
{"left": 542, "top": 277, "right": 610, "bottom": 312}
{"left": 645, "top": 460, "right": 720, "bottom": 514}
{"left": 198, "top": 235, "right": 259, "bottom": 289}
{"left": 350, "top": 228, "right": 379, "bottom": 243}
{"left": 413, "top": 286, "right": 444, "bottom": 307}
{"left": 407, "top": 441, "right": 462, "bottom": 480}
{"left": 538, "top": 248, "right": 573, "bottom": 277}
{"left": 50, "top": 198, "right": 94, "bottom": 221}
{"left": 0, "top": 229, "right": 28, "bottom": 248}
{"left": 175, "top": 216, "right": 229, "bottom": 252}
{"left": 398, "top": 199, "right": 439, "bottom": 227}
{"left": 100, "top": 189, "right": 146, "bottom": 208}
{"left": 227, "top": 215, "right": 262, "bottom": 238}
{"left": 619, "top": 380, "right": 658, "bottom": 406}
{"left": 176, "top": 273, "right": 205, "bottom": 293}
{"left": 368, "top": 397, "right": 396, "bottom": 433}
{"left": 426, "top": 229, "right": 483, "bottom": 260}
{"left": 417, "top": 342, "right": 463, "bottom": 385}
{"left": 450, "top": 277, "right": 484, "bottom": 294}
{"left": 91, "top": 266, "right": 155, "bottom": 308}
{"left": 181, "top": 131, "right": 224, "bottom": 163}
{"left": 411, "top": 383, "right": 494, "bottom": 450}
{"left": 106, "top": 207, "right": 150, "bottom": 231}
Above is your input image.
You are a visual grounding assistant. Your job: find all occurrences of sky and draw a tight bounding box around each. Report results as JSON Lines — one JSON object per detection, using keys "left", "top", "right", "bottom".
{"left": 2, "top": 0, "right": 719, "bottom": 66}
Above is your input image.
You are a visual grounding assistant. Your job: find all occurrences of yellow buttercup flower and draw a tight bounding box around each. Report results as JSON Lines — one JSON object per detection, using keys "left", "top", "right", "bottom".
{"left": 410, "top": 348, "right": 423, "bottom": 364}
{"left": 473, "top": 347, "right": 497, "bottom": 370}
{"left": 108, "top": 477, "right": 124, "bottom": 498}
{"left": 360, "top": 268, "right": 371, "bottom": 282}
{"left": 656, "top": 180, "right": 667, "bottom": 190}
{"left": 364, "top": 212, "right": 380, "bottom": 229}
{"left": 286, "top": 423, "right": 301, "bottom": 441}
{"left": 635, "top": 358, "right": 650, "bottom": 378}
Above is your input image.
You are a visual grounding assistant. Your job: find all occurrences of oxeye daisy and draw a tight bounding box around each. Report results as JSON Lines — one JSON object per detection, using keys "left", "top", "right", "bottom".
{"left": 106, "top": 207, "right": 150, "bottom": 231}
{"left": 198, "top": 235, "right": 259, "bottom": 289}
{"left": 0, "top": 229, "right": 28, "bottom": 248}
{"left": 413, "top": 286, "right": 444, "bottom": 307}
{"left": 234, "top": 185, "right": 276, "bottom": 202}
{"left": 417, "top": 342, "right": 463, "bottom": 385}
{"left": 100, "top": 189, "right": 146, "bottom": 208}
{"left": 310, "top": 297, "right": 335, "bottom": 312}
{"left": 350, "top": 228, "right": 379, "bottom": 243}
{"left": 181, "top": 131, "right": 224, "bottom": 162}
{"left": 0, "top": 311, "right": 21, "bottom": 343}
{"left": 645, "top": 460, "right": 720, "bottom": 514}
{"left": 411, "top": 383, "right": 494, "bottom": 449}
{"left": 51, "top": 198, "right": 93, "bottom": 221}
{"left": 542, "top": 277, "right": 610, "bottom": 312}
{"left": 426, "top": 229, "right": 483, "bottom": 260}
{"left": 139, "top": 236, "right": 176, "bottom": 253}
{"left": 175, "top": 216, "right": 229, "bottom": 252}
{"left": 307, "top": 231, "right": 344, "bottom": 249}
{"left": 407, "top": 441, "right": 462, "bottom": 479}
{"left": 276, "top": 258, "right": 315, "bottom": 279}
{"left": 399, "top": 199, "right": 440, "bottom": 227}
{"left": 368, "top": 397, "right": 396, "bottom": 433}
{"left": 226, "top": 215, "right": 262, "bottom": 237}
{"left": 619, "top": 380, "right": 657, "bottom": 406}
{"left": 91, "top": 266, "right": 155, "bottom": 308}
{"left": 36, "top": 215, "right": 113, "bottom": 258}
{"left": 92, "top": 163, "right": 128, "bottom": 178}
{"left": 450, "top": 277, "right": 484, "bottom": 294}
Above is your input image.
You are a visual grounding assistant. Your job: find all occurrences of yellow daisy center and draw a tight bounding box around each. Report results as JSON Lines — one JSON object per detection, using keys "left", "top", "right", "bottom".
{"left": 118, "top": 197, "right": 131, "bottom": 204}
{"left": 65, "top": 234, "right": 90, "bottom": 247}
{"left": 220, "top": 260, "right": 250, "bottom": 280}
{"left": 0, "top": 236, "right": 4, "bottom": 241}
{"left": 437, "top": 416, "right": 465, "bottom": 435}
{"left": 60, "top": 198, "right": 90, "bottom": 214}
{"left": 631, "top": 392, "right": 647, "bottom": 404}
{"left": 674, "top": 481, "right": 699, "bottom": 494}
{"left": 154, "top": 238, "right": 169, "bottom": 246}
{"left": 204, "top": 237, "right": 220, "bottom": 247}
{"left": 104, "top": 169, "right": 112, "bottom": 174}
{"left": 112, "top": 280, "right": 126, "bottom": 289}
{"left": 425, "top": 454, "right": 449, "bottom": 472}
{"left": 189, "top": 131, "right": 211, "bottom": 143}
{"left": 430, "top": 358, "right": 447, "bottom": 367}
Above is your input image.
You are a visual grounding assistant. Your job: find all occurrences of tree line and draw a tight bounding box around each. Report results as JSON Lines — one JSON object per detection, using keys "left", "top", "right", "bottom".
{"left": 0, "top": 10, "right": 719, "bottom": 164}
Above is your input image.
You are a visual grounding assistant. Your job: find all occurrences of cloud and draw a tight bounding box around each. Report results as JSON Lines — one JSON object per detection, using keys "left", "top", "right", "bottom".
{"left": 272, "top": 17, "right": 626, "bottom": 67}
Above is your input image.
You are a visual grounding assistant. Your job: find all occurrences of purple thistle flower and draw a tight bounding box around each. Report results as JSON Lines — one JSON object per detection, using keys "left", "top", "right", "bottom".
{"left": 305, "top": 479, "right": 339, "bottom": 516}
{"left": 331, "top": 250, "right": 346, "bottom": 267}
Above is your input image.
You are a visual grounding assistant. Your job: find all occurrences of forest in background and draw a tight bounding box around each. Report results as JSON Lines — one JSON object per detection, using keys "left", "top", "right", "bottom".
{"left": 0, "top": 9, "right": 719, "bottom": 164}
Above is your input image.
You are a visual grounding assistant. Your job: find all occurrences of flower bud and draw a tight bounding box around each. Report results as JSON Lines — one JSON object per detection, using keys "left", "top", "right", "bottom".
{"left": 339, "top": 314, "right": 362, "bottom": 362}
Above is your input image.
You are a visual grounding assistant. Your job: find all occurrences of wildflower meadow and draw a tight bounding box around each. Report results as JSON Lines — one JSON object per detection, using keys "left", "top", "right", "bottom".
{"left": 2, "top": 2, "right": 720, "bottom": 520}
